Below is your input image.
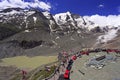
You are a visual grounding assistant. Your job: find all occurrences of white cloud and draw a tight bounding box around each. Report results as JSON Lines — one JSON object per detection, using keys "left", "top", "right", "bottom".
{"left": 84, "top": 14, "right": 120, "bottom": 27}
{"left": 0, "top": 0, "right": 51, "bottom": 11}
{"left": 98, "top": 4, "right": 104, "bottom": 8}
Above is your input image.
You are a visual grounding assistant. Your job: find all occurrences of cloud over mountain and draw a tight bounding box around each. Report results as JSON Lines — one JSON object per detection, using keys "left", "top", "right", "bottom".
{"left": 84, "top": 14, "right": 120, "bottom": 27}
{"left": 0, "top": 0, "right": 51, "bottom": 11}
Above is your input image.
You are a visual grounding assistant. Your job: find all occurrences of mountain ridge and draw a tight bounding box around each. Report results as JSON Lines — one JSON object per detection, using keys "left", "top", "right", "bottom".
{"left": 0, "top": 8, "right": 120, "bottom": 59}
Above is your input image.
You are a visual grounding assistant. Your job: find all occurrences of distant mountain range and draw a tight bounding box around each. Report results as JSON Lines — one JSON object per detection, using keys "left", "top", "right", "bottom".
{"left": 0, "top": 8, "right": 120, "bottom": 58}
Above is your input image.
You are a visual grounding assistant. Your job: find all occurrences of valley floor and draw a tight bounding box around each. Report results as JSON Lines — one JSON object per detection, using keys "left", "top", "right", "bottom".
{"left": 0, "top": 56, "right": 57, "bottom": 80}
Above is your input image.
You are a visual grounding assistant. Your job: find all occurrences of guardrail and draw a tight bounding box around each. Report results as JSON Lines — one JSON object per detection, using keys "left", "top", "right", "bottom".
{"left": 43, "top": 48, "right": 120, "bottom": 80}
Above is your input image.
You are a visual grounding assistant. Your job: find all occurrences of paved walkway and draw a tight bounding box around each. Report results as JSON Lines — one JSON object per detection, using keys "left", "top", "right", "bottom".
{"left": 47, "top": 63, "right": 68, "bottom": 80}
{"left": 45, "top": 50, "right": 120, "bottom": 80}
{"left": 70, "top": 52, "right": 120, "bottom": 80}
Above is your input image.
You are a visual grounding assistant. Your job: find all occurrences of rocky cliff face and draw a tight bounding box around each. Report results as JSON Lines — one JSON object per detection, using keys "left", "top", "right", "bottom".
{"left": 0, "top": 8, "right": 50, "bottom": 40}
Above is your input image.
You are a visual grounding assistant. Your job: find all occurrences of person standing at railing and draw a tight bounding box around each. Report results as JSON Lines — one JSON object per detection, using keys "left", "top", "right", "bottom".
{"left": 21, "top": 70, "right": 27, "bottom": 80}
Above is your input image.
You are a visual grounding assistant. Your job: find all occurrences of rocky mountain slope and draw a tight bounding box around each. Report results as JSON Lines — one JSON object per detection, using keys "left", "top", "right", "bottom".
{"left": 0, "top": 8, "right": 119, "bottom": 59}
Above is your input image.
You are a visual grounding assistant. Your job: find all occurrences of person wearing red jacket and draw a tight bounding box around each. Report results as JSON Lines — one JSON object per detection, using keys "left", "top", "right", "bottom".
{"left": 106, "top": 49, "right": 114, "bottom": 54}
{"left": 81, "top": 51, "right": 89, "bottom": 55}
{"left": 21, "top": 70, "right": 27, "bottom": 80}
{"left": 71, "top": 55, "right": 77, "bottom": 60}
{"left": 64, "top": 69, "right": 70, "bottom": 79}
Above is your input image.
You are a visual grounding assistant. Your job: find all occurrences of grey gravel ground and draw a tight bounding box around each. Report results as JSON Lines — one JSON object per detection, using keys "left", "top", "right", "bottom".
{"left": 70, "top": 52, "right": 120, "bottom": 80}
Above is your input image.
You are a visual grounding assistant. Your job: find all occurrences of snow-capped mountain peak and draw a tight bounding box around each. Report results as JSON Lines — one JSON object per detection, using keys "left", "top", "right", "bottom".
{"left": 53, "top": 12, "right": 99, "bottom": 32}
{"left": 0, "top": 8, "right": 50, "bottom": 33}
{"left": 42, "top": 11, "right": 51, "bottom": 19}
{"left": 53, "top": 11, "right": 73, "bottom": 24}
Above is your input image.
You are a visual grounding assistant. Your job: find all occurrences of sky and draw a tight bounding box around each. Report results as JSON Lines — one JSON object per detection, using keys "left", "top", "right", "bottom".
{"left": 46, "top": 0, "right": 120, "bottom": 16}
{"left": 0, "top": 0, "right": 120, "bottom": 16}
{"left": 0, "top": 0, "right": 120, "bottom": 26}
